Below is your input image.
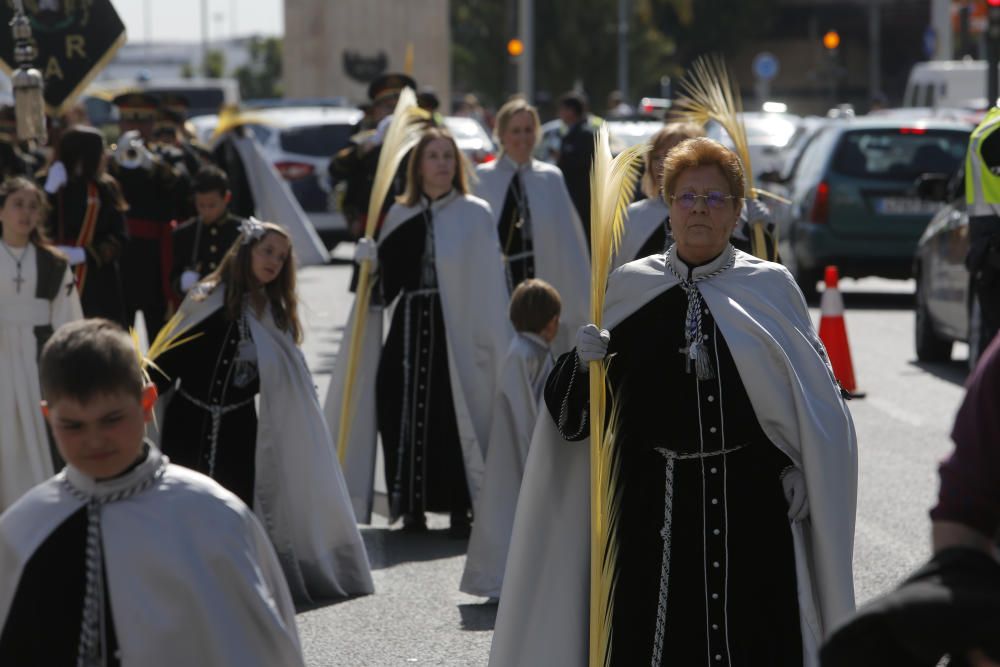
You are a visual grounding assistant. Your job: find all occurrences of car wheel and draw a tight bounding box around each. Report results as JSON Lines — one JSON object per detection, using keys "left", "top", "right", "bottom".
{"left": 968, "top": 293, "right": 983, "bottom": 371}
{"left": 914, "top": 275, "right": 952, "bottom": 362}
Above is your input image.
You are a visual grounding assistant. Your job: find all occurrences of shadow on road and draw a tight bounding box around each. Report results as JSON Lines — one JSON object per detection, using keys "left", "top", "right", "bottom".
{"left": 294, "top": 593, "right": 364, "bottom": 614}
{"left": 909, "top": 359, "right": 969, "bottom": 387}
{"left": 361, "top": 526, "right": 469, "bottom": 570}
{"left": 458, "top": 602, "right": 497, "bottom": 632}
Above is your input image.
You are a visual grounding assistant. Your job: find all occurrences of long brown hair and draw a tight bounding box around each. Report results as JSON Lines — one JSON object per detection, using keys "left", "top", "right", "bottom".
{"left": 398, "top": 126, "right": 470, "bottom": 207}
{"left": 0, "top": 176, "right": 57, "bottom": 251}
{"left": 199, "top": 222, "right": 303, "bottom": 343}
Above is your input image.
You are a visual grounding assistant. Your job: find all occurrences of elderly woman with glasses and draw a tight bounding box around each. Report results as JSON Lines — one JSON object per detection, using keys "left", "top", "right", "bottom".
{"left": 490, "top": 137, "right": 859, "bottom": 667}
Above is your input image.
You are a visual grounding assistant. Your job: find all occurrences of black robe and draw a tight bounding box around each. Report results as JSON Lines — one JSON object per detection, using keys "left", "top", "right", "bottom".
{"left": 375, "top": 209, "right": 470, "bottom": 520}
{"left": 153, "top": 308, "right": 259, "bottom": 507}
{"left": 497, "top": 172, "right": 536, "bottom": 290}
{"left": 544, "top": 277, "right": 802, "bottom": 666}
{"left": 557, "top": 120, "right": 595, "bottom": 242}
{"left": 48, "top": 179, "right": 128, "bottom": 326}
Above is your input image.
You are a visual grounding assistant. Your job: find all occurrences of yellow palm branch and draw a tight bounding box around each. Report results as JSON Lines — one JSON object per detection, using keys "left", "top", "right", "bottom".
{"left": 674, "top": 53, "right": 754, "bottom": 190}
{"left": 133, "top": 311, "right": 203, "bottom": 384}
{"left": 336, "top": 88, "right": 431, "bottom": 465}
{"left": 588, "top": 124, "right": 648, "bottom": 667}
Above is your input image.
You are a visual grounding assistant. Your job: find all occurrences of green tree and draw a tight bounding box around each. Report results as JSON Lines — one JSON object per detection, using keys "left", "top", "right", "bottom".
{"left": 234, "top": 37, "right": 283, "bottom": 100}
{"left": 201, "top": 49, "right": 226, "bottom": 78}
{"left": 451, "top": 0, "right": 776, "bottom": 113}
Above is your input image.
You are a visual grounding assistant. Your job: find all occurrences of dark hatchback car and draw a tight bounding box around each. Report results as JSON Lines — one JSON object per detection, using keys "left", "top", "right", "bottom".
{"left": 912, "top": 169, "right": 991, "bottom": 369}
{"left": 776, "top": 118, "right": 972, "bottom": 298}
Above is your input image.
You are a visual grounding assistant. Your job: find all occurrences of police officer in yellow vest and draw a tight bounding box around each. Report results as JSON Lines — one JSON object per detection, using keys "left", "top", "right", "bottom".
{"left": 965, "top": 107, "right": 1000, "bottom": 361}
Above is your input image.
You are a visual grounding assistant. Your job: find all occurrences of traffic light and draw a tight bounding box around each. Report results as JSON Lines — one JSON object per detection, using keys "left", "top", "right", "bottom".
{"left": 822, "top": 30, "right": 840, "bottom": 51}
{"left": 507, "top": 38, "right": 524, "bottom": 58}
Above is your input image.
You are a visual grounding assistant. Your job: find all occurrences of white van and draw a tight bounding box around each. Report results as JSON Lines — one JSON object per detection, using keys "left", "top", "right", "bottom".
{"left": 904, "top": 60, "right": 995, "bottom": 110}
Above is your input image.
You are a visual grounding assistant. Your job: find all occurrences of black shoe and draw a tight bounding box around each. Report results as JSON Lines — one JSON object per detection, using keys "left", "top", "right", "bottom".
{"left": 402, "top": 512, "right": 427, "bottom": 533}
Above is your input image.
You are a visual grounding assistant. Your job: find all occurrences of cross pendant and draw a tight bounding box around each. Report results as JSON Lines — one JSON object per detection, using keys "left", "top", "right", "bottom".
{"left": 13, "top": 271, "right": 23, "bottom": 293}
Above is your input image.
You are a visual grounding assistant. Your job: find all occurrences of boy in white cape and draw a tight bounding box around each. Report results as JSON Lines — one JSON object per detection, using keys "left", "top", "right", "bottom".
{"left": 0, "top": 319, "right": 304, "bottom": 666}
{"left": 461, "top": 279, "right": 560, "bottom": 599}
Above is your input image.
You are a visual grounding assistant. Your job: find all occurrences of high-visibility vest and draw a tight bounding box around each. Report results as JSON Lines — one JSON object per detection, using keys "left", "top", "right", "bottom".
{"left": 966, "top": 107, "right": 1000, "bottom": 216}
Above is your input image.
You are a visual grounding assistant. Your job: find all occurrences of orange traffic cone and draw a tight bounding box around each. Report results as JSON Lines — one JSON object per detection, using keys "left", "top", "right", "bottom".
{"left": 818, "top": 266, "right": 865, "bottom": 398}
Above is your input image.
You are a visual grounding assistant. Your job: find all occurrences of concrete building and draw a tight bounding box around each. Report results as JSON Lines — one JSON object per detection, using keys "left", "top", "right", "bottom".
{"left": 283, "top": 0, "right": 450, "bottom": 106}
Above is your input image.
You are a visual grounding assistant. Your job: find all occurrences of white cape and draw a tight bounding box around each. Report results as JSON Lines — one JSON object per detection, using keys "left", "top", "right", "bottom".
{"left": 165, "top": 286, "right": 374, "bottom": 602}
{"left": 0, "top": 447, "right": 305, "bottom": 666}
{"left": 323, "top": 193, "right": 514, "bottom": 523}
{"left": 231, "top": 134, "right": 329, "bottom": 267}
{"left": 474, "top": 157, "right": 590, "bottom": 354}
{"left": 0, "top": 249, "right": 81, "bottom": 511}
{"left": 460, "top": 333, "right": 553, "bottom": 598}
{"left": 490, "top": 247, "right": 858, "bottom": 667}
{"left": 613, "top": 196, "right": 670, "bottom": 270}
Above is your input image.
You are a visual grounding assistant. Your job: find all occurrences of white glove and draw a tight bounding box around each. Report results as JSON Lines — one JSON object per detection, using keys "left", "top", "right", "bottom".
{"left": 179, "top": 270, "right": 200, "bottom": 293}
{"left": 781, "top": 467, "right": 809, "bottom": 522}
{"left": 576, "top": 323, "right": 610, "bottom": 369}
{"left": 353, "top": 237, "right": 378, "bottom": 270}
{"left": 44, "top": 161, "right": 67, "bottom": 194}
{"left": 54, "top": 245, "right": 87, "bottom": 266}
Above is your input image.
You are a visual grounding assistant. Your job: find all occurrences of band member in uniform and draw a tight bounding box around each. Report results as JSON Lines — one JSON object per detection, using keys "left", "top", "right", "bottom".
{"left": 109, "top": 92, "right": 189, "bottom": 333}
{"left": 44, "top": 125, "right": 129, "bottom": 325}
{"left": 329, "top": 73, "right": 417, "bottom": 240}
{"left": 169, "top": 165, "right": 244, "bottom": 300}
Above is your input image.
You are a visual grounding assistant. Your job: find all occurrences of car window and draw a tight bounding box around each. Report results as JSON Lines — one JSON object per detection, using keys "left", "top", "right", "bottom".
{"left": 279, "top": 123, "right": 355, "bottom": 157}
{"left": 792, "top": 127, "right": 839, "bottom": 188}
{"left": 830, "top": 129, "right": 968, "bottom": 181}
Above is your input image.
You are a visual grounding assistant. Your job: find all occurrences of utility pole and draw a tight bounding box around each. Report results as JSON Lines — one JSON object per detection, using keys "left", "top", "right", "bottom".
{"left": 517, "top": 0, "right": 534, "bottom": 102}
{"left": 201, "top": 0, "right": 209, "bottom": 77}
{"left": 618, "top": 0, "right": 629, "bottom": 102}
{"left": 989, "top": 0, "right": 1000, "bottom": 106}
{"left": 868, "top": 1, "right": 881, "bottom": 103}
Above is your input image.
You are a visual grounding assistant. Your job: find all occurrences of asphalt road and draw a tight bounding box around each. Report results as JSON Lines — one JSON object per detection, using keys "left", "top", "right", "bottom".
{"left": 294, "top": 256, "right": 971, "bottom": 667}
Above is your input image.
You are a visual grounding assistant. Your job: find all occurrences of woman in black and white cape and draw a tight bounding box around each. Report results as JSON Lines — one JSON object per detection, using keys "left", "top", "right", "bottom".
{"left": 473, "top": 98, "right": 589, "bottom": 353}
{"left": 326, "top": 126, "right": 512, "bottom": 535}
{"left": 490, "top": 137, "right": 857, "bottom": 666}
{"left": 152, "top": 218, "right": 373, "bottom": 603}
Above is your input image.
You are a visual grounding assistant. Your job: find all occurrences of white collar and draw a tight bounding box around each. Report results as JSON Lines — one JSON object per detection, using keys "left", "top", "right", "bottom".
{"left": 520, "top": 331, "right": 552, "bottom": 351}
{"left": 500, "top": 154, "right": 533, "bottom": 173}
{"left": 62, "top": 443, "right": 165, "bottom": 501}
{"left": 667, "top": 243, "right": 735, "bottom": 281}
{"left": 422, "top": 189, "right": 459, "bottom": 214}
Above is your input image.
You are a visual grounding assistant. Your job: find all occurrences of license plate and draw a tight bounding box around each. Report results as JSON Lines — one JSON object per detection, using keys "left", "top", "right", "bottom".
{"left": 874, "top": 197, "right": 942, "bottom": 215}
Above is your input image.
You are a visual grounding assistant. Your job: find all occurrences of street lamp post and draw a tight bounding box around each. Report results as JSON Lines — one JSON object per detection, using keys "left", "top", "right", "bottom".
{"left": 517, "top": 0, "right": 533, "bottom": 102}
{"left": 10, "top": 0, "right": 46, "bottom": 144}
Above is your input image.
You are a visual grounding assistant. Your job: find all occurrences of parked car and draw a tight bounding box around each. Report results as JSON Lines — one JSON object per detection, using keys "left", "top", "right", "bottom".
{"left": 187, "top": 106, "right": 364, "bottom": 247}
{"left": 707, "top": 112, "right": 803, "bottom": 181}
{"left": 912, "top": 169, "right": 987, "bottom": 368}
{"left": 442, "top": 115, "right": 496, "bottom": 165}
{"left": 775, "top": 117, "right": 972, "bottom": 298}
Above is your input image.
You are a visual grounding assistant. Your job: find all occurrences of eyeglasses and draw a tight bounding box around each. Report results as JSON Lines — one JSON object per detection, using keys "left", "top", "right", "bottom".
{"left": 670, "top": 191, "right": 736, "bottom": 210}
